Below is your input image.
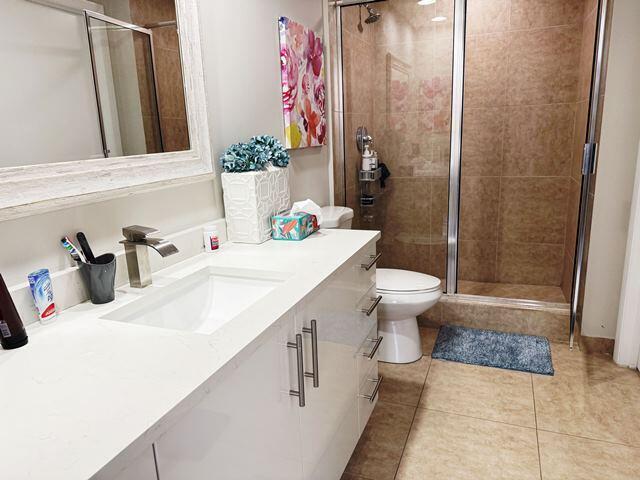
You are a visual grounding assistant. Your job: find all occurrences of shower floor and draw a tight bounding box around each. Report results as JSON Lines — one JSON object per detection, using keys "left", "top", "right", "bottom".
{"left": 457, "top": 280, "right": 568, "bottom": 304}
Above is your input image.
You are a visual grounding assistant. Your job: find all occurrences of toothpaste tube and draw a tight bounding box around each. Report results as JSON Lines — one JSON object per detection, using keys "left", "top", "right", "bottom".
{"left": 28, "top": 269, "right": 57, "bottom": 324}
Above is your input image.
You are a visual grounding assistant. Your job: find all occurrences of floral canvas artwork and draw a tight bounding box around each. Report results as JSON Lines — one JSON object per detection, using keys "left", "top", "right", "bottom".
{"left": 278, "top": 17, "right": 326, "bottom": 149}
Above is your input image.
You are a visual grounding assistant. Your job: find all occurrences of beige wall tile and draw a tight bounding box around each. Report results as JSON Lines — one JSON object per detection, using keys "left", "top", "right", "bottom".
{"left": 503, "top": 104, "right": 575, "bottom": 177}
{"left": 571, "top": 101, "right": 590, "bottom": 181}
{"left": 578, "top": 10, "right": 598, "bottom": 102}
{"left": 458, "top": 240, "right": 498, "bottom": 282}
{"left": 460, "top": 176, "right": 500, "bottom": 241}
{"left": 342, "top": 30, "right": 375, "bottom": 115}
{"left": 379, "top": 356, "right": 431, "bottom": 407}
{"left": 466, "top": 0, "right": 510, "bottom": 35}
{"left": 461, "top": 107, "right": 505, "bottom": 176}
{"left": 561, "top": 247, "right": 575, "bottom": 303}
{"left": 510, "top": 0, "right": 584, "bottom": 30}
{"left": 154, "top": 48, "right": 187, "bottom": 120}
{"left": 374, "top": 0, "right": 436, "bottom": 47}
{"left": 345, "top": 401, "right": 416, "bottom": 480}
{"left": 421, "top": 360, "right": 536, "bottom": 427}
{"left": 464, "top": 33, "right": 508, "bottom": 108}
{"left": 160, "top": 117, "right": 189, "bottom": 152}
{"left": 441, "top": 298, "right": 568, "bottom": 341}
{"left": 499, "top": 177, "right": 570, "bottom": 245}
{"left": 442, "top": 300, "right": 529, "bottom": 333}
{"left": 539, "top": 430, "right": 640, "bottom": 480}
{"left": 397, "top": 409, "right": 540, "bottom": 479}
{"left": 497, "top": 242, "right": 564, "bottom": 285}
{"left": 507, "top": 25, "right": 581, "bottom": 105}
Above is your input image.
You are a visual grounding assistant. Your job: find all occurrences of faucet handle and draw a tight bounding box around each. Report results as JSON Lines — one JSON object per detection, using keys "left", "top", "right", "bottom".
{"left": 122, "top": 225, "right": 158, "bottom": 242}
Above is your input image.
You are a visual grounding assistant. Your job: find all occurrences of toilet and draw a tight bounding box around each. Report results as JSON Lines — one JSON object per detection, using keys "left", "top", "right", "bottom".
{"left": 376, "top": 269, "right": 442, "bottom": 363}
{"left": 321, "top": 206, "right": 443, "bottom": 364}
{"left": 320, "top": 206, "right": 354, "bottom": 229}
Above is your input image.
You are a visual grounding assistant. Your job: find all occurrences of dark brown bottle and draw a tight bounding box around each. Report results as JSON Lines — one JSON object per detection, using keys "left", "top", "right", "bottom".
{"left": 0, "top": 274, "right": 28, "bottom": 350}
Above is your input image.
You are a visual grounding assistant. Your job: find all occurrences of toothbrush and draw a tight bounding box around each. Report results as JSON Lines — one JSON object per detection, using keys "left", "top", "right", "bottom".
{"left": 60, "top": 237, "right": 87, "bottom": 263}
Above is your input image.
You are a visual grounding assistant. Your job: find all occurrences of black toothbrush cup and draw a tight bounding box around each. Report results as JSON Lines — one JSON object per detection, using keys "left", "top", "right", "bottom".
{"left": 75, "top": 232, "right": 116, "bottom": 305}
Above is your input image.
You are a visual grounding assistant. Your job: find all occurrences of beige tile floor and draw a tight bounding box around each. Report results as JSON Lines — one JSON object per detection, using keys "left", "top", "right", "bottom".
{"left": 343, "top": 327, "right": 640, "bottom": 480}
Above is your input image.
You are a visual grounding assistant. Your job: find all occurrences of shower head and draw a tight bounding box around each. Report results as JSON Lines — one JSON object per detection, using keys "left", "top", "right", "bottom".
{"left": 364, "top": 4, "right": 381, "bottom": 23}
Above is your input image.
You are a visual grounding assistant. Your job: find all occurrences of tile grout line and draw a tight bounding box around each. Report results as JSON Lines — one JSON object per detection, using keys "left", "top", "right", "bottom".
{"left": 531, "top": 374, "right": 544, "bottom": 480}
{"left": 535, "top": 427, "right": 640, "bottom": 450}
{"left": 392, "top": 353, "right": 433, "bottom": 480}
{"left": 416, "top": 405, "right": 537, "bottom": 431}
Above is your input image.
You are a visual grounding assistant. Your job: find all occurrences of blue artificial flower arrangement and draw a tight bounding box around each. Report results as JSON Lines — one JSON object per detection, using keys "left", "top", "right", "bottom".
{"left": 220, "top": 135, "right": 290, "bottom": 173}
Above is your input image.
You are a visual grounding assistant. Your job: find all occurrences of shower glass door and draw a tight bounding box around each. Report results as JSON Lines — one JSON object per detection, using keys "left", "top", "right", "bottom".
{"left": 456, "top": 0, "right": 601, "bottom": 305}
{"left": 338, "top": 0, "right": 454, "bottom": 289}
{"left": 85, "top": 11, "right": 163, "bottom": 157}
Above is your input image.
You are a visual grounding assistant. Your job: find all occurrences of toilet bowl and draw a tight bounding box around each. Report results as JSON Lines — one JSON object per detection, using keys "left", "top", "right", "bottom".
{"left": 376, "top": 268, "right": 442, "bottom": 364}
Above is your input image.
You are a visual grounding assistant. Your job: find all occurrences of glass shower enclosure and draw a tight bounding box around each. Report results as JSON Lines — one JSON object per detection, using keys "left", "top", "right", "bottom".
{"left": 331, "top": 0, "right": 609, "bottom": 345}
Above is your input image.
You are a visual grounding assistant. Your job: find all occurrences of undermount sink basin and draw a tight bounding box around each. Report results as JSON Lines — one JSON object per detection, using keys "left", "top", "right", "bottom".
{"left": 102, "top": 267, "right": 287, "bottom": 334}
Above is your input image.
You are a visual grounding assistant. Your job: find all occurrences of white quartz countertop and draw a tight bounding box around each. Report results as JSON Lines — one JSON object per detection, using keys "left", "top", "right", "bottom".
{"left": 0, "top": 229, "right": 380, "bottom": 480}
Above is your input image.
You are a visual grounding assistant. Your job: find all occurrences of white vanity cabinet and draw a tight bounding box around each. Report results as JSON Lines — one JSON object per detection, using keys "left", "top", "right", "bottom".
{"left": 108, "top": 446, "right": 158, "bottom": 480}
{"left": 154, "top": 311, "right": 304, "bottom": 480}
{"left": 154, "top": 241, "right": 381, "bottom": 480}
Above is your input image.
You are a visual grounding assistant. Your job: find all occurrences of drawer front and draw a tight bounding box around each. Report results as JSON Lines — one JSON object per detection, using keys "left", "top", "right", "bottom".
{"left": 335, "top": 240, "right": 378, "bottom": 302}
{"left": 357, "top": 362, "right": 380, "bottom": 435}
{"left": 356, "top": 323, "right": 381, "bottom": 388}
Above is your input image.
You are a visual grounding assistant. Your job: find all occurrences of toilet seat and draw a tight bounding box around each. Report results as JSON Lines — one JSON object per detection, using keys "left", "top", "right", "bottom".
{"left": 376, "top": 268, "right": 441, "bottom": 294}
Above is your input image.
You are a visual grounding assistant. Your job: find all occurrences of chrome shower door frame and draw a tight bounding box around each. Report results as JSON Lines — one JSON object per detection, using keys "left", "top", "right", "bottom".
{"left": 570, "top": 0, "right": 610, "bottom": 348}
{"left": 83, "top": 10, "right": 165, "bottom": 157}
{"left": 446, "top": 0, "right": 467, "bottom": 295}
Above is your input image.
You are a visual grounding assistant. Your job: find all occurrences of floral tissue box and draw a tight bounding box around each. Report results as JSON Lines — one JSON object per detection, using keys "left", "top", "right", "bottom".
{"left": 272, "top": 211, "right": 319, "bottom": 241}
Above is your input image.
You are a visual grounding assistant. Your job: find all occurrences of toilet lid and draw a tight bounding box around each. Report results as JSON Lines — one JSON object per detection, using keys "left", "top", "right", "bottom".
{"left": 376, "top": 268, "right": 441, "bottom": 293}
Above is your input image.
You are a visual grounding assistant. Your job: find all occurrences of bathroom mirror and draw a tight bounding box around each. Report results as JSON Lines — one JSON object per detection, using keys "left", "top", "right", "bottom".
{"left": 0, "top": 0, "right": 212, "bottom": 220}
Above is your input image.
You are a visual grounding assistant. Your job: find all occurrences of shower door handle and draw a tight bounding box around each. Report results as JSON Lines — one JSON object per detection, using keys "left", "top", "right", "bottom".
{"left": 582, "top": 143, "right": 597, "bottom": 175}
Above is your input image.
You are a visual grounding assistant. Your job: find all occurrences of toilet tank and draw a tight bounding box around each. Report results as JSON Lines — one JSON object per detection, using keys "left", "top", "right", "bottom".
{"left": 321, "top": 206, "right": 354, "bottom": 229}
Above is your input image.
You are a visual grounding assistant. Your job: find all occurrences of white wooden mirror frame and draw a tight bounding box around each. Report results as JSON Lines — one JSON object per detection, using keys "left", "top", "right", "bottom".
{"left": 0, "top": 0, "right": 212, "bottom": 222}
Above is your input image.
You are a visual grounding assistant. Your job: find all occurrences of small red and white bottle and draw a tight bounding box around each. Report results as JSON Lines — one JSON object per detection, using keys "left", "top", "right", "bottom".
{"left": 203, "top": 225, "right": 220, "bottom": 252}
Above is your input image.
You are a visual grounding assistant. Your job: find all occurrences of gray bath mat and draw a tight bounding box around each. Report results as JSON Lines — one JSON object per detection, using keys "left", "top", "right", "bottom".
{"left": 431, "top": 325, "right": 554, "bottom": 375}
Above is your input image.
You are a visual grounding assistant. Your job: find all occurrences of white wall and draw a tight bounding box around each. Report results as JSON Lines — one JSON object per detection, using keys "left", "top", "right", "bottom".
{"left": 581, "top": 0, "right": 640, "bottom": 339}
{"left": 198, "top": 0, "right": 331, "bottom": 206}
{"left": 0, "top": 0, "right": 331, "bottom": 290}
{"left": 1, "top": 0, "right": 108, "bottom": 165}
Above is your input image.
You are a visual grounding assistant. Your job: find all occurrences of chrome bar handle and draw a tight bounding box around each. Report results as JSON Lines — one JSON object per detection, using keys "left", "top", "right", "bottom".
{"left": 359, "top": 376, "right": 383, "bottom": 403}
{"left": 302, "top": 319, "right": 319, "bottom": 388}
{"left": 361, "top": 295, "right": 383, "bottom": 317}
{"left": 287, "top": 334, "right": 306, "bottom": 407}
{"left": 362, "top": 336, "right": 383, "bottom": 360}
{"left": 361, "top": 253, "right": 382, "bottom": 271}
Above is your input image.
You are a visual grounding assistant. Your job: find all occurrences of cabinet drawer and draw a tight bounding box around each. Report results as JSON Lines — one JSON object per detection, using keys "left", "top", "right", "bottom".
{"left": 356, "top": 323, "right": 381, "bottom": 387}
{"left": 354, "top": 241, "right": 379, "bottom": 289}
{"left": 357, "top": 364, "right": 381, "bottom": 435}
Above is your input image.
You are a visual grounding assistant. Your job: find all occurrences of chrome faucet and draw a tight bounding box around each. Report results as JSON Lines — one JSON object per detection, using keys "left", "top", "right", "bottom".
{"left": 120, "top": 225, "right": 179, "bottom": 288}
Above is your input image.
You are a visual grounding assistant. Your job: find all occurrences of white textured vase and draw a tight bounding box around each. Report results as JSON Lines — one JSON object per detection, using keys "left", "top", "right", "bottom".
{"left": 221, "top": 166, "right": 291, "bottom": 244}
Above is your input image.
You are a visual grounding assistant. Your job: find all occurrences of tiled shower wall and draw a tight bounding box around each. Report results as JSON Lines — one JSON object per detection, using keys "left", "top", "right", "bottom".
{"left": 335, "top": 0, "right": 596, "bottom": 300}
{"left": 130, "top": 0, "right": 190, "bottom": 153}
{"left": 458, "top": 0, "right": 596, "bottom": 297}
